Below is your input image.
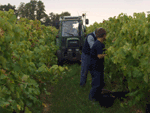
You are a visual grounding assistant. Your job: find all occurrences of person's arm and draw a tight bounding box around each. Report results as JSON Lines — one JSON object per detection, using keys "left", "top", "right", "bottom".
{"left": 87, "top": 35, "right": 95, "bottom": 49}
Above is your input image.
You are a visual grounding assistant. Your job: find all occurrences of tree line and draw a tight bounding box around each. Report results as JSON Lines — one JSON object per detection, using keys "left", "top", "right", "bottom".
{"left": 0, "top": 0, "right": 71, "bottom": 29}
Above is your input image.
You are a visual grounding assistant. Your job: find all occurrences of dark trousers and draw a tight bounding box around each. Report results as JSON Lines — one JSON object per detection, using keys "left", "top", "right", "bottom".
{"left": 89, "top": 70, "right": 105, "bottom": 101}
{"left": 80, "top": 52, "right": 90, "bottom": 86}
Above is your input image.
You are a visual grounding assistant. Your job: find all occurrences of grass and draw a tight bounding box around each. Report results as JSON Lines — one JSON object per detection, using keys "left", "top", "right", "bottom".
{"left": 39, "top": 62, "right": 143, "bottom": 113}
{"left": 0, "top": 61, "right": 145, "bottom": 113}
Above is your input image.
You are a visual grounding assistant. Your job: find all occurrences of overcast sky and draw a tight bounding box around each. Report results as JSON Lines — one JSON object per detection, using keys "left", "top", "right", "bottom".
{"left": 0, "top": 0, "right": 150, "bottom": 27}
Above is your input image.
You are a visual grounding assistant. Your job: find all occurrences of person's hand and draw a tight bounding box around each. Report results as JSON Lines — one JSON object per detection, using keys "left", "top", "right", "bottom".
{"left": 97, "top": 54, "right": 107, "bottom": 59}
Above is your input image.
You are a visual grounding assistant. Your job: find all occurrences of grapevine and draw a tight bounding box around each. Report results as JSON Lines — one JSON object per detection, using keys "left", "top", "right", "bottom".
{"left": 0, "top": 9, "right": 68, "bottom": 113}
{"left": 86, "top": 12, "right": 150, "bottom": 107}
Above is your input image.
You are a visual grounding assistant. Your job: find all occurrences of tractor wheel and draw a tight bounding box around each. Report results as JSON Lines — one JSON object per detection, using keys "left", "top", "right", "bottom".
{"left": 58, "top": 59, "right": 63, "bottom": 66}
{"left": 77, "top": 60, "right": 81, "bottom": 65}
{"left": 56, "top": 50, "right": 63, "bottom": 66}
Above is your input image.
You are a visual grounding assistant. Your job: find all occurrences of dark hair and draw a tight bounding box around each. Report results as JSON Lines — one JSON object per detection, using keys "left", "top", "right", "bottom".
{"left": 95, "top": 28, "right": 100, "bottom": 34}
{"left": 96, "top": 27, "right": 106, "bottom": 38}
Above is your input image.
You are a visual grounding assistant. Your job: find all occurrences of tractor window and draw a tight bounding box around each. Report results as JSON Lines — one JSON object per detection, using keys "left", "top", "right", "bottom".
{"left": 62, "top": 21, "right": 79, "bottom": 37}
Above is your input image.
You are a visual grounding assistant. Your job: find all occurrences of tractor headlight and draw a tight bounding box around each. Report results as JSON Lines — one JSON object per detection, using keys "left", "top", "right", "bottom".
{"left": 75, "top": 49, "right": 79, "bottom": 51}
{"left": 68, "top": 49, "right": 72, "bottom": 51}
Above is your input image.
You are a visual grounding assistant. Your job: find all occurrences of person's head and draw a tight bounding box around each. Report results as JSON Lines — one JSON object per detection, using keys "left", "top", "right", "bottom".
{"left": 96, "top": 27, "right": 106, "bottom": 42}
{"left": 95, "top": 28, "right": 100, "bottom": 35}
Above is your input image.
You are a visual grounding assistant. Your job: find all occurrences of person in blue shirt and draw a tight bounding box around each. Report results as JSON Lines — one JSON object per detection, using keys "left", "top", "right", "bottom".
{"left": 88, "top": 27, "right": 107, "bottom": 102}
{"left": 80, "top": 28, "right": 101, "bottom": 87}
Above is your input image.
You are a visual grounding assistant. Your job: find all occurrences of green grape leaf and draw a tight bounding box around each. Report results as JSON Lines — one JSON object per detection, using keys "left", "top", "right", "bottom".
{"left": 25, "top": 107, "right": 32, "bottom": 113}
{"left": 19, "top": 100, "right": 24, "bottom": 109}
{"left": 9, "top": 84, "right": 15, "bottom": 93}
{"left": 45, "top": 91, "right": 51, "bottom": 96}
{"left": 28, "top": 79, "right": 39, "bottom": 88}
{"left": 120, "top": 103, "right": 124, "bottom": 107}
{"left": 17, "top": 104, "right": 21, "bottom": 110}
{"left": 5, "top": 34, "right": 12, "bottom": 42}
{"left": 59, "top": 66, "right": 64, "bottom": 72}
{"left": 1, "top": 102, "right": 10, "bottom": 108}
{"left": 0, "top": 74, "right": 8, "bottom": 79}
{"left": 143, "top": 74, "right": 149, "bottom": 83}
{"left": 13, "top": 65, "right": 21, "bottom": 71}
{"left": 38, "top": 65, "right": 48, "bottom": 73}
{"left": 0, "top": 56, "right": 7, "bottom": 68}
{"left": 135, "top": 94, "right": 143, "bottom": 101}
{"left": 34, "top": 89, "right": 40, "bottom": 95}
{"left": 128, "top": 80, "right": 137, "bottom": 91}
{"left": 22, "top": 75, "right": 29, "bottom": 81}
{"left": 28, "top": 88, "right": 33, "bottom": 93}
{"left": 132, "top": 67, "right": 142, "bottom": 77}
{"left": 16, "top": 92, "right": 20, "bottom": 98}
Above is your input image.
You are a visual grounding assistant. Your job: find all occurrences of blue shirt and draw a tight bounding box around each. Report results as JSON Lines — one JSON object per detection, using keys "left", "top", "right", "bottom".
{"left": 87, "top": 31, "right": 96, "bottom": 49}
{"left": 89, "top": 40, "right": 105, "bottom": 72}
